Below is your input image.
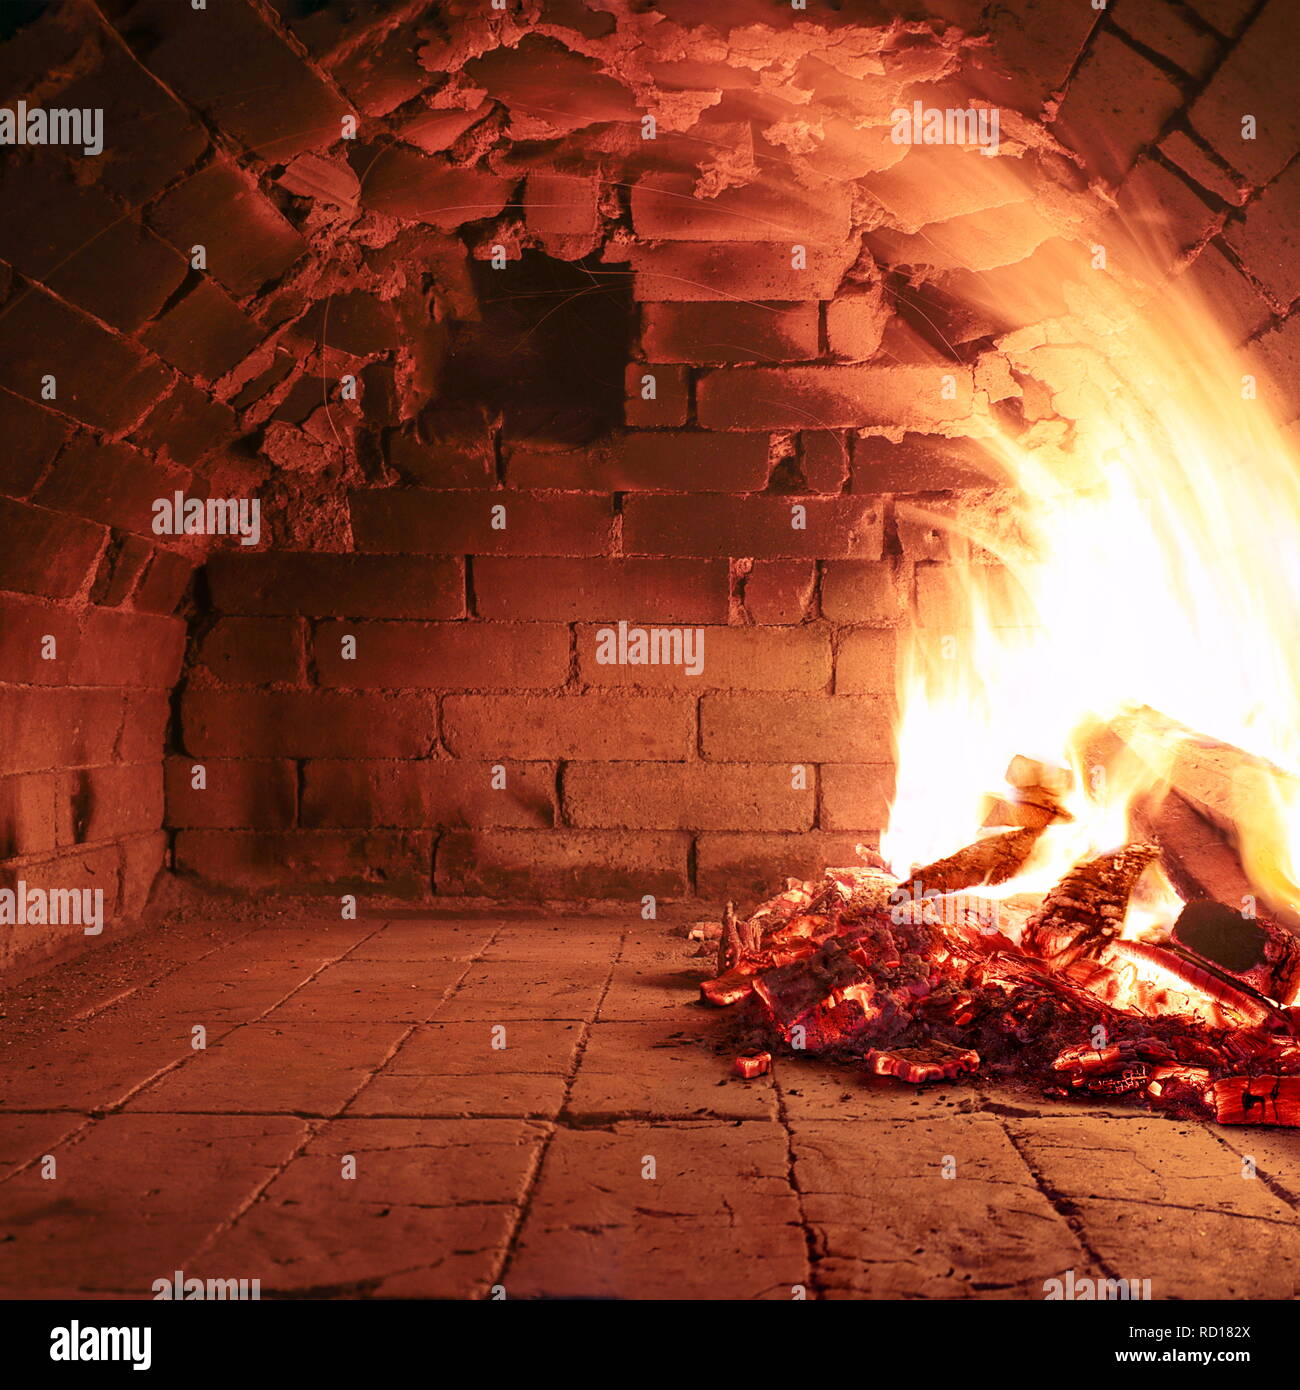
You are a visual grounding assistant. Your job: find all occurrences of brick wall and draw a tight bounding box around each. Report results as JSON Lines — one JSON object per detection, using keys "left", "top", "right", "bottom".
{"left": 1, "top": 0, "right": 1298, "bottom": 960}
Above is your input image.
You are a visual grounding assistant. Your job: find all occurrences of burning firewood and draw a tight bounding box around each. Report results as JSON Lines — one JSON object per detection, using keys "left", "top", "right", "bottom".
{"left": 866, "top": 1040, "right": 979, "bottom": 1083}
{"left": 1021, "top": 843, "right": 1159, "bottom": 968}
{"left": 1211, "top": 1075, "right": 1300, "bottom": 1126}
{"left": 733, "top": 1051, "right": 771, "bottom": 1078}
{"left": 717, "top": 900, "right": 742, "bottom": 976}
{"left": 1130, "top": 790, "right": 1300, "bottom": 1004}
{"left": 898, "top": 826, "right": 1043, "bottom": 897}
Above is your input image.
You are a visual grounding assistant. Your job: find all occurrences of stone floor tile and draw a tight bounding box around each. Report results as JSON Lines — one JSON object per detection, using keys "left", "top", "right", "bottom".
{"left": 790, "top": 1115, "right": 1089, "bottom": 1298}
{"left": 196, "top": 1118, "right": 548, "bottom": 1297}
{"left": 346, "top": 1020, "right": 582, "bottom": 1118}
{"left": 433, "top": 960, "right": 607, "bottom": 1021}
{"left": 264, "top": 958, "right": 467, "bottom": 1022}
{"left": 505, "top": 1120, "right": 808, "bottom": 1299}
{"left": 568, "top": 1018, "right": 777, "bottom": 1120}
{"left": 122, "top": 1021, "right": 409, "bottom": 1115}
{"left": 0, "top": 1113, "right": 308, "bottom": 1294}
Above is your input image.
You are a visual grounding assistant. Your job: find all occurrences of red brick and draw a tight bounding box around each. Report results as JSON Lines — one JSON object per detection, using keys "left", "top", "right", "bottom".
{"left": 819, "top": 763, "right": 896, "bottom": 832}
{"left": 352, "top": 145, "right": 511, "bottom": 226}
{"left": 75, "top": 610, "right": 186, "bottom": 688}
{"left": 623, "top": 495, "right": 884, "bottom": 559}
{"left": 1224, "top": 160, "right": 1300, "bottom": 307}
{"left": 473, "top": 557, "right": 729, "bottom": 622}
{"left": 437, "top": 829, "right": 687, "bottom": 899}
{"left": 34, "top": 437, "right": 190, "bottom": 537}
{"left": 196, "top": 617, "right": 306, "bottom": 686}
{"left": 836, "top": 628, "right": 898, "bottom": 694}
{"left": 0, "top": 689, "right": 123, "bottom": 775}
{"left": 165, "top": 757, "right": 297, "bottom": 830}
{"left": 206, "top": 554, "right": 466, "bottom": 618}
{"left": 641, "top": 302, "right": 820, "bottom": 363}
{"left": 0, "top": 773, "right": 57, "bottom": 857}
{"left": 0, "top": 284, "right": 172, "bottom": 431}
{"left": 525, "top": 170, "right": 600, "bottom": 256}
{"left": 701, "top": 695, "right": 892, "bottom": 761}
{"left": 301, "top": 760, "right": 556, "bottom": 829}
{"left": 695, "top": 832, "right": 874, "bottom": 900}
{"left": 120, "top": 830, "right": 165, "bottom": 917}
{"left": 133, "top": 550, "right": 196, "bottom": 615}
{"left": 624, "top": 363, "right": 689, "bottom": 428}
{"left": 850, "top": 433, "right": 1007, "bottom": 492}
{"left": 632, "top": 172, "right": 851, "bottom": 244}
{"left": 698, "top": 364, "right": 975, "bottom": 430}
{"left": 800, "top": 432, "right": 850, "bottom": 492}
{"left": 564, "top": 762, "right": 814, "bottom": 830}
{"left": 1055, "top": 32, "right": 1183, "bottom": 186}
{"left": 0, "top": 845, "right": 122, "bottom": 971}
{"left": 182, "top": 691, "right": 436, "bottom": 759}
{"left": 1159, "top": 129, "right": 1247, "bottom": 205}
{"left": 314, "top": 621, "right": 570, "bottom": 689}
{"left": 148, "top": 157, "right": 307, "bottom": 298}
{"left": 0, "top": 595, "right": 80, "bottom": 684}
{"left": 350, "top": 489, "right": 613, "bottom": 555}
{"left": 388, "top": 428, "right": 495, "bottom": 488}
{"left": 141, "top": 279, "right": 264, "bottom": 382}
{"left": 333, "top": 26, "right": 431, "bottom": 118}
{"left": 1112, "top": 0, "right": 1221, "bottom": 78}
{"left": 442, "top": 695, "right": 693, "bottom": 759}
{"left": 120, "top": 691, "right": 170, "bottom": 763}
{"left": 625, "top": 241, "right": 855, "bottom": 302}
{"left": 54, "top": 37, "right": 208, "bottom": 205}
{"left": 463, "top": 33, "right": 637, "bottom": 136}
{"left": 91, "top": 535, "right": 154, "bottom": 608}
{"left": 507, "top": 432, "right": 769, "bottom": 492}
{"left": 114, "top": 1, "right": 353, "bottom": 162}
{"left": 296, "top": 291, "right": 402, "bottom": 358}
{"left": 174, "top": 830, "right": 432, "bottom": 897}
{"left": 56, "top": 763, "right": 163, "bottom": 846}
{"left": 826, "top": 290, "right": 889, "bottom": 361}
{"left": 0, "top": 156, "right": 188, "bottom": 332}
{"left": 1189, "top": 2, "right": 1299, "bottom": 184}
{"left": 821, "top": 562, "right": 908, "bottom": 624}
{"left": 742, "top": 561, "right": 817, "bottom": 624}
{"left": 131, "top": 377, "right": 239, "bottom": 469}
{"left": 576, "top": 623, "right": 830, "bottom": 690}
{"left": 0, "top": 498, "right": 105, "bottom": 599}
{"left": 0, "top": 390, "right": 67, "bottom": 499}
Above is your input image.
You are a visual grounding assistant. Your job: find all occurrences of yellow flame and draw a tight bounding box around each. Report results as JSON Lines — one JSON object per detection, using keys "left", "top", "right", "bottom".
{"left": 880, "top": 200, "right": 1300, "bottom": 930}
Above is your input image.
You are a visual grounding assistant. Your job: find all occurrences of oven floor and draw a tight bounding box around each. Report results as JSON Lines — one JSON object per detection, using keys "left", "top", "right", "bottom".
{"left": 2, "top": 907, "right": 1300, "bottom": 1299}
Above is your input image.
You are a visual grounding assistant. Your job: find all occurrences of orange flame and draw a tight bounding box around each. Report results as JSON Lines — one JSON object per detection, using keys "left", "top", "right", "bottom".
{"left": 880, "top": 183, "right": 1300, "bottom": 937}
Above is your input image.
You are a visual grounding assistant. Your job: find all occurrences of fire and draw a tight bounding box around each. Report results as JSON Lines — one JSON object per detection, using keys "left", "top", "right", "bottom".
{"left": 880, "top": 209, "right": 1300, "bottom": 938}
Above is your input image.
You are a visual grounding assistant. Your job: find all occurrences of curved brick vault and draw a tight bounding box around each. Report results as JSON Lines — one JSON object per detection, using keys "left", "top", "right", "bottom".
{"left": 0, "top": 0, "right": 1295, "bottom": 974}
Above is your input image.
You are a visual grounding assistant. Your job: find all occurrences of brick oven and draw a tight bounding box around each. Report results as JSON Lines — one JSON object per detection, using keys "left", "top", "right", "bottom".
{"left": 3, "top": 0, "right": 1300, "bottom": 1321}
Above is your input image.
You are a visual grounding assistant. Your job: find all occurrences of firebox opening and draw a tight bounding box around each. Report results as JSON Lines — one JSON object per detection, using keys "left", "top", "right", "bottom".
{"left": 445, "top": 248, "right": 631, "bottom": 449}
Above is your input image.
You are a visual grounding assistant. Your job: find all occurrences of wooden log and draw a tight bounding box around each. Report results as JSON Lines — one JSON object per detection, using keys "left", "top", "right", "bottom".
{"left": 866, "top": 1040, "right": 979, "bottom": 1083}
{"left": 1022, "top": 843, "right": 1159, "bottom": 968}
{"left": 1211, "top": 1075, "right": 1300, "bottom": 1127}
{"left": 1090, "top": 708, "right": 1300, "bottom": 924}
{"left": 898, "top": 826, "right": 1044, "bottom": 898}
